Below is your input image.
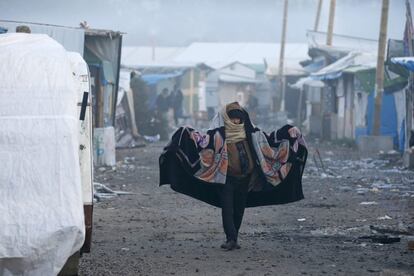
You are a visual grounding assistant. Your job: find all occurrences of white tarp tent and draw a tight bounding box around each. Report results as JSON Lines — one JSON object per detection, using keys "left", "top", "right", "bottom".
{"left": 0, "top": 20, "right": 85, "bottom": 55}
{"left": 0, "top": 34, "right": 85, "bottom": 275}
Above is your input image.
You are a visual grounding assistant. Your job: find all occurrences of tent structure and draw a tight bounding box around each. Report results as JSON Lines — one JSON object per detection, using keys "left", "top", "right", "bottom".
{"left": 0, "top": 33, "right": 84, "bottom": 275}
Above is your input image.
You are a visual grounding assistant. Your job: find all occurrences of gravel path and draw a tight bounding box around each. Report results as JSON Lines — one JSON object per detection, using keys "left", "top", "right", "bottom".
{"left": 79, "top": 140, "right": 414, "bottom": 276}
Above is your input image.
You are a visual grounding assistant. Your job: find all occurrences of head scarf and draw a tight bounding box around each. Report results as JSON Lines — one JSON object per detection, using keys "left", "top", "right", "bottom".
{"left": 221, "top": 102, "right": 246, "bottom": 143}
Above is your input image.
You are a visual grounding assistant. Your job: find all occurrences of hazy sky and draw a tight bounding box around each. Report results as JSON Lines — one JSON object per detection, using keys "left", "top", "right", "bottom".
{"left": 0, "top": 0, "right": 408, "bottom": 46}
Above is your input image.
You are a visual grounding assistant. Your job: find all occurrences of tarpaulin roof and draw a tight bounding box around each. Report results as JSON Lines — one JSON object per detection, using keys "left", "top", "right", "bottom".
{"left": 141, "top": 72, "right": 183, "bottom": 86}
{"left": 302, "top": 56, "right": 325, "bottom": 73}
{"left": 391, "top": 57, "right": 414, "bottom": 72}
{"left": 307, "top": 30, "right": 378, "bottom": 53}
{"left": 311, "top": 51, "right": 377, "bottom": 80}
{"left": 218, "top": 73, "right": 260, "bottom": 83}
{"left": 289, "top": 77, "right": 325, "bottom": 90}
{"left": 0, "top": 20, "right": 85, "bottom": 55}
{"left": 173, "top": 42, "right": 309, "bottom": 72}
{"left": 121, "top": 46, "right": 186, "bottom": 68}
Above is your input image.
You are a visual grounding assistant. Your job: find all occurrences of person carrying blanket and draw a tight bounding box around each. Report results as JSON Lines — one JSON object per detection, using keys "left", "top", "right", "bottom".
{"left": 159, "top": 102, "right": 307, "bottom": 250}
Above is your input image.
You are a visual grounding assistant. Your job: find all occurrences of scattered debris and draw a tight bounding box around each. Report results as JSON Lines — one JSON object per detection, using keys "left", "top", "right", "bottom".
{"left": 370, "top": 226, "right": 412, "bottom": 236}
{"left": 370, "top": 187, "right": 380, "bottom": 193}
{"left": 94, "top": 182, "right": 136, "bottom": 202}
{"left": 116, "top": 133, "right": 146, "bottom": 149}
{"left": 356, "top": 188, "right": 369, "bottom": 195}
{"left": 313, "top": 148, "right": 326, "bottom": 173}
{"left": 360, "top": 202, "right": 378, "bottom": 205}
{"left": 377, "top": 215, "right": 392, "bottom": 220}
{"left": 143, "top": 134, "right": 160, "bottom": 143}
{"left": 358, "top": 235, "right": 401, "bottom": 244}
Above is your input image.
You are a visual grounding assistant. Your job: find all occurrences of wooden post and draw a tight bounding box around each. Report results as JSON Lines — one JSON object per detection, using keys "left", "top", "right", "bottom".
{"left": 326, "top": 0, "right": 336, "bottom": 46}
{"left": 96, "top": 68, "right": 104, "bottom": 128}
{"left": 405, "top": 0, "right": 413, "bottom": 149}
{"left": 314, "top": 0, "right": 323, "bottom": 31}
{"left": 372, "top": 0, "right": 389, "bottom": 136}
{"left": 279, "top": 0, "right": 289, "bottom": 112}
{"left": 97, "top": 85, "right": 104, "bottom": 128}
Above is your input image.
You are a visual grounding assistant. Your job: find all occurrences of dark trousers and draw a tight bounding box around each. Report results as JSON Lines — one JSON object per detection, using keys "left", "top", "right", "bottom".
{"left": 220, "top": 175, "right": 249, "bottom": 242}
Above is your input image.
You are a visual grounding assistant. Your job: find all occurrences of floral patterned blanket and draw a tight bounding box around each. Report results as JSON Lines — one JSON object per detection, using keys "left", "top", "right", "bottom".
{"left": 159, "top": 111, "right": 308, "bottom": 208}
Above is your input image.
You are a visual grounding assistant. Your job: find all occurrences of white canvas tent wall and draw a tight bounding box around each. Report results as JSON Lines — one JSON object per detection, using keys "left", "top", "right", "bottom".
{"left": 0, "top": 20, "right": 85, "bottom": 55}
{"left": 0, "top": 33, "right": 84, "bottom": 275}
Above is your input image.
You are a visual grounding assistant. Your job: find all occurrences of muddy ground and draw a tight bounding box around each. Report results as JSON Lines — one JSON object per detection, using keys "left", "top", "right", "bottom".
{"left": 80, "top": 139, "right": 414, "bottom": 276}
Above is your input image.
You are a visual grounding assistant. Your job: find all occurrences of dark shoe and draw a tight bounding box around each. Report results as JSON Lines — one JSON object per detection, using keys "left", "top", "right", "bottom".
{"left": 220, "top": 242, "right": 240, "bottom": 249}
{"left": 221, "top": 240, "right": 237, "bottom": 251}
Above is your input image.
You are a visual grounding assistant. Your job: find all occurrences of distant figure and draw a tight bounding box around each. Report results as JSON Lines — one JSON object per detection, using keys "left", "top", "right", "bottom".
{"left": 247, "top": 94, "right": 259, "bottom": 121}
{"left": 171, "top": 85, "right": 184, "bottom": 125}
{"left": 156, "top": 88, "right": 171, "bottom": 140}
{"left": 130, "top": 71, "right": 149, "bottom": 135}
{"left": 16, "top": 25, "right": 31, "bottom": 33}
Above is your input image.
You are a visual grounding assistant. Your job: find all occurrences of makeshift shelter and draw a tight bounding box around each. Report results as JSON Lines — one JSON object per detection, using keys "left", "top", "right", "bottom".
{"left": 174, "top": 42, "right": 308, "bottom": 117}
{"left": 174, "top": 42, "right": 309, "bottom": 70}
{"left": 120, "top": 46, "right": 214, "bottom": 126}
{"left": 0, "top": 20, "right": 123, "bottom": 166}
{"left": 83, "top": 28, "right": 123, "bottom": 128}
{"left": 295, "top": 46, "right": 407, "bottom": 146}
{"left": 0, "top": 33, "right": 84, "bottom": 275}
{"left": 214, "top": 62, "right": 258, "bottom": 107}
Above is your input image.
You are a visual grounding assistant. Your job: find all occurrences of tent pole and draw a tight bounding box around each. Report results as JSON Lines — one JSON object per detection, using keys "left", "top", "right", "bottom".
{"left": 326, "top": 0, "right": 336, "bottom": 46}
{"left": 314, "top": 0, "right": 323, "bottom": 32}
{"left": 278, "top": 0, "right": 288, "bottom": 112}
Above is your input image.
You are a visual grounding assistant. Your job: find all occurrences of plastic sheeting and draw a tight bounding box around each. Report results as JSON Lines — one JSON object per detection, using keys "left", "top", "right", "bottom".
{"left": 367, "top": 91, "right": 398, "bottom": 146}
{"left": 391, "top": 57, "right": 414, "bottom": 72}
{"left": 0, "top": 34, "right": 85, "bottom": 275}
{"left": 0, "top": 20, "right": 85, "bottom": 55}
{"left": 311, "top": 52, "right": 377, "bottom": 81}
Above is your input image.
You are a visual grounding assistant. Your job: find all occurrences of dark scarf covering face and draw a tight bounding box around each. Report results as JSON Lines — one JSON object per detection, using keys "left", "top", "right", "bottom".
{"left": 159, "top": 104, "right": 308, "bottom": 208}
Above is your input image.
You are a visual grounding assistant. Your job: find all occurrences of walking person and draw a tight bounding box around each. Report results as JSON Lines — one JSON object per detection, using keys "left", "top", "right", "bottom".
{"left": 219, "top": 103, "right": 255, "bottom": 250}
{"left": 171, "top": 85, "right": 183, "bottom": 126}
{"left": 156, "top": 88, "right": 171, "bottom": 140}
{"left": 130, "top": 71, "right": 149, "bottom": 134}
{"left": 159, "top": 102, "right": 308, "bottom": 250}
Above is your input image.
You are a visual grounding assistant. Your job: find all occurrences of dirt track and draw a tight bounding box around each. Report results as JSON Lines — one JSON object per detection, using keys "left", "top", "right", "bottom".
{"left": 80, "top": 140, "right": 414, "bottom": 276}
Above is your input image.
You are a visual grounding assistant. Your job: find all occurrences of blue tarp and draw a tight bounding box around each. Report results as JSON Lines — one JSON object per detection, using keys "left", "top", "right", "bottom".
{"left": 355, "top": 90, "right": 399, "bottom": 148}
{"left": 391, "top": 57, "right": 414, "bottom": 72}
{"left": 141, "top": 72, "right": 182, "bottom": 86}
{"left": 303, "top": 57, "right": 325, "bottom": 73}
